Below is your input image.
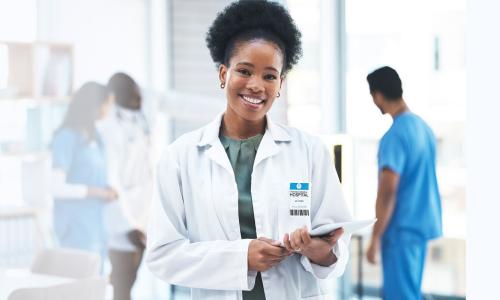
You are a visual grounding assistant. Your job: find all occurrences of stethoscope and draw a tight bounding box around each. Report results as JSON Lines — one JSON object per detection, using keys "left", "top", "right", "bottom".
{"left": 115, "top": 108, "right": 150, "bottom": 143}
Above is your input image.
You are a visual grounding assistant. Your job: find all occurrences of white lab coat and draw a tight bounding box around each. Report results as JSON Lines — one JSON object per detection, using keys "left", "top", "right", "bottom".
{"left": 99, "top": 106, "right": 154, "bottom": 251}
{"left": 146, "top": 113, "right": 352, "bottom": 300}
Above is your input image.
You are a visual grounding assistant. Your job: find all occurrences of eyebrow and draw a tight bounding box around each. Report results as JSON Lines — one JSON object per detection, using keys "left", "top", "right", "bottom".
{"left": 236, "top": 62, "right": 279, "bottom": 73}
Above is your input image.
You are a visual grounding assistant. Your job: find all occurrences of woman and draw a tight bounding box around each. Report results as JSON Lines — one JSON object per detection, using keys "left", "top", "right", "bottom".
{"left": 99, "top": 73, "right": 153, "bottom": 300}
{"left": 51, "top": 82, "right": 118, "bottom": 260}
{"left": 146, "top": 1, "right": 352, "bottom": 299}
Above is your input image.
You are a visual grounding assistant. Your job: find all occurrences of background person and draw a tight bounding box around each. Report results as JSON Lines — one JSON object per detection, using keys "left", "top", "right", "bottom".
{"left": 51, "top": 82, "right": 118, "bottom": 262}
{"left": 365, "top": 66, "right": 443, "bottom": 300}
{"left": 99, "top": 72, "right": 154, "bottom": 300}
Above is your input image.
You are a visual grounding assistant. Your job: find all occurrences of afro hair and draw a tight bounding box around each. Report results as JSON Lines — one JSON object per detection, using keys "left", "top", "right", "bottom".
{"left": 206, "top": 0, "right": 302, "bottom": 74}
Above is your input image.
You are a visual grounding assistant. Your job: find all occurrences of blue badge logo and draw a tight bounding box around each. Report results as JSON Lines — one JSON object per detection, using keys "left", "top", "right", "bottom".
{"left": 289, "top": 182, "right": 309, "bottom": 190}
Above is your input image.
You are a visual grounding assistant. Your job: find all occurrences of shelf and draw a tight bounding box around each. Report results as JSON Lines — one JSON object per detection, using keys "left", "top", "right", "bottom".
{"left": 0, "top": 41, "right": 73, "bottom": 99}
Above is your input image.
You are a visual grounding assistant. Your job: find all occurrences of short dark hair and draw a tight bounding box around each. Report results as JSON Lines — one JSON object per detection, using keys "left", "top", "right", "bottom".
{"left": 107, "top": 72, "right": 141, "bottom": 110}
{"left": 366, "top": 66, "right": 403, "bottom": 101}
{"left": 206, "top": 0, "right": 302, "bottom": 74}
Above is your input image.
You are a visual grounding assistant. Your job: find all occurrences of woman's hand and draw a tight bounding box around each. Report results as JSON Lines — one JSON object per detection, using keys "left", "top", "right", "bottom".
{"left": 87, "top": 186, "right": 118, "bottom": 202}
{"left": 248, "top": 237, "right": 292, "bottom": 272}
{"left": 283, "top": 226, "right": 344, "bottom": 267}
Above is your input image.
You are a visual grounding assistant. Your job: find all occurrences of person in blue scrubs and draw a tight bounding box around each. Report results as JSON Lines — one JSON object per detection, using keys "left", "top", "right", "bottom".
{"left": 51, "top": 82, "right": 118, "bottom": 260}
{"left": 365, "top": 67, "right": 442, "bottom": 300}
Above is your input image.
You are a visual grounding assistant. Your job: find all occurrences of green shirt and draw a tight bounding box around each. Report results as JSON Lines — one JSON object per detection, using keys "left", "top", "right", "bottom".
{"left": 219, "top": 133, "right": 266, "bottom": 300}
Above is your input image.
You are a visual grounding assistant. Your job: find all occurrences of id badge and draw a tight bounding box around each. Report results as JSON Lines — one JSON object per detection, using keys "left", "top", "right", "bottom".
{"left": 279, "top": 182, "right": 311, "bottom": 235}
{"left": 289, "top": 182, "right": 311, "bottom": 217}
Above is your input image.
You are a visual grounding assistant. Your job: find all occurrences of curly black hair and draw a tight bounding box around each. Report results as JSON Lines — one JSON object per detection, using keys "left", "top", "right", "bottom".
{"left": 206, "top": 0, "right": 302, "bottom": 74}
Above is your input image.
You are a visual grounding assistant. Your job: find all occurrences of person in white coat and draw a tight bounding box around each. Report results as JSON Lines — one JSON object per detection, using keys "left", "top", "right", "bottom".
{"left": 99, "top": 73, "right": 154, "bottom": 300}
{"left": 146, "top": 1, "right": 352, "bottom": 299}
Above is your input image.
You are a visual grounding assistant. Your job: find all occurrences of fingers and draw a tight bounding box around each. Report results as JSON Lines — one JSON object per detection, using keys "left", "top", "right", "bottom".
{"left": 322, "top": 228, "right": 344, "bottom": 246}
{"left": 259, "top": 243, "right": 289, "bottom": 270}
{"left": 331, "top": 228, "right": 344, "bottom": 243}
{"left": 104, "top": 187, "right": 118, "bottom": 199}
{"left": 366, "top": 240, "right": 379, "bottom": 265}
{"left": 289, "top": 230, "right": 298, "bottom": 251}
{"left": 102, "top": 187, "right": 119, "bottom": 202}
{"left": 290, "top": 227, "right": 308, "bottom": 252}
{"left": 258, "top": 238, "right": 288, "bottom": 259}
{"left": 258, "top": 237, "right": 281, "bottom": 247}
{"left": 283, "top": 233, "right": 293, "bottom": 253}
{"left": 264, "top": 244, "right": 287, "bottom": 258}
{"left": 332, "top": 227, "right": 344, "bottom": 238}
{"left": 366, "top": 249, "right": 376, "bottom": 265}
{"left": 257, "top": 237, "right": 273, "bottom": 244}
{"left": 300, "top": 227, "right": 312, "bottom": 245}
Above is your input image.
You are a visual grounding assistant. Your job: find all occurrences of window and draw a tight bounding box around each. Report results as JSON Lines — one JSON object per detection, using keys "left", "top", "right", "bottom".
{"left": 346, "top": 0, "right": 466, "bottom": 297}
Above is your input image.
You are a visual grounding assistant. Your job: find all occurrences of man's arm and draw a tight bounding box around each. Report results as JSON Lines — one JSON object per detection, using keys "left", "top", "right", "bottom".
{"left": 372, "top": 168, "right": 400, "bottom": 238}
{"left": 367, "top": 168, "right": 400, "bottom": 264}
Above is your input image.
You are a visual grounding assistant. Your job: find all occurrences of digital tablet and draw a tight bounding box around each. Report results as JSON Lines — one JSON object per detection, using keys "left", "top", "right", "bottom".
{"left": 309, "top": 219, "right": 376, "bottom": 237}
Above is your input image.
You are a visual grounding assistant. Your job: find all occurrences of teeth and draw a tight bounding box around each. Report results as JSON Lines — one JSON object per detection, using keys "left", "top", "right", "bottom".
{"left": 242, "top": 95, "right": 264, "bottom": 104}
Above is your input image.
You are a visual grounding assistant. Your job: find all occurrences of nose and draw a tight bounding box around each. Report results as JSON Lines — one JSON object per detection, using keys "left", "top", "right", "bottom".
{"left": 246, "top": 76, "right": 265, "bottom": 93}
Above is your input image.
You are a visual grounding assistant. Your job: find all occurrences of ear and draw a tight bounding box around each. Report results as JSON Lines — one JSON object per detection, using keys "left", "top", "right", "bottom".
{"left": 219, "top": 64, "right": 228, "bottom": 85}
{"left": 279, "top": 75, "right": 286, "bottom": 91}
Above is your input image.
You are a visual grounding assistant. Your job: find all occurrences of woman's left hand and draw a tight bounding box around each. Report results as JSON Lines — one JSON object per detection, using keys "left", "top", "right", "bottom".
{"left": 283, "top": 226, "right": 344, "bottom": 267}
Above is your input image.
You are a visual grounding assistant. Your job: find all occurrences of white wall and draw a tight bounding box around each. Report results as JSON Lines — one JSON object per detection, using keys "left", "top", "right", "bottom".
{"left": 466, "top": 0, "right": 500, "bottom": 298}
{"left": 37, "top": 0, "right": 148, "bottom": 88}
{"left": 0, "top": 0, "right": 37, "bottom": 42}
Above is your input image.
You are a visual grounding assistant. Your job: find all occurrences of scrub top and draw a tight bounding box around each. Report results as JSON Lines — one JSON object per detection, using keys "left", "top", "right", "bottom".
{"left": 51, "top": 127, "right": 108, "bottom": 256}
{"left": 378, "top": 112, "right": 442, "bottom": 241}
{"left": 220, "top": 133, "right": 265, "bottom": 300}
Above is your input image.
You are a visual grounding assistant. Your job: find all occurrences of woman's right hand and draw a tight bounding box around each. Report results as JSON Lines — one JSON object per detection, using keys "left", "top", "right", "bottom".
{"left": 248, "top": 237, "right": 292, "bottom": 272}
{"left": 87, "top": 186, "right": 118, "bottom": 202}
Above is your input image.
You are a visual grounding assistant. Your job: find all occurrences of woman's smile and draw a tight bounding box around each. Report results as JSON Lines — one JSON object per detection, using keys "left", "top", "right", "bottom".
{"left": 240, "top": 94, "right": 266, "bottom": 110}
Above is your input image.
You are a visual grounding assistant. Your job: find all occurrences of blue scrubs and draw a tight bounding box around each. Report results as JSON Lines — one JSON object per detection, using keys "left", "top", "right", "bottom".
{"left": 51, "top": 128, "right": 108, "bottom": 258}
{"left": 378, "top": 112, "right": 442, "bottom": 300}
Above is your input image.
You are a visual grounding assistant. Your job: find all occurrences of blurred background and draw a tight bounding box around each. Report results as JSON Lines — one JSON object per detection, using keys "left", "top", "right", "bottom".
{"left": 0, "top": 0, "right": 474, "bottom": 299}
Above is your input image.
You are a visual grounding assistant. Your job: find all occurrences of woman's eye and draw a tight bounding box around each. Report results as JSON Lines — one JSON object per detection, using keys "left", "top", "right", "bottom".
{"left": 237, "top": 69, "right": 251, "bottom": 76}
{"left": 264, "top": 74, "right": 277, "bottom": 80}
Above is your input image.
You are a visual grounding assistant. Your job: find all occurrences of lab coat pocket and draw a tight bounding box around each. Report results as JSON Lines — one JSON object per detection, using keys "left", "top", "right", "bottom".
{"left": 185, "top": 178, "right": 217, "bottom": 240}
{"left": 299, "top": 268, "right": 332, "bottom": 299}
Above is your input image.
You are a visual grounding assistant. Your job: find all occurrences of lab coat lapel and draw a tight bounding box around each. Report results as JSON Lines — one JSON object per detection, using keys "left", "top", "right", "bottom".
{"left": 207, "top": 143, "right": 239, "bottom": 240}
{"left": 254, "top": 117, "right": 291, "bottom": 166}
{"left": 198, "top": 113, "right": 239, "bottom": 239}
{"left": 206, "top": 142, "right": 234, "bottom": 175}
{"left": 254, "top": 131, "right": 280, "bottom": 166}
{"left": 198, "top": 112, "right": 233, "bottom": 175}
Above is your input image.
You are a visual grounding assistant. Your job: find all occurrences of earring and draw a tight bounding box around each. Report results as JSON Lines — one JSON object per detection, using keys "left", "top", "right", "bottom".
{"left": 277, "top": 92, "right": 281, "bottom": 98}
{"left": 220, "top": 82, "right": 225, "bottom": 89}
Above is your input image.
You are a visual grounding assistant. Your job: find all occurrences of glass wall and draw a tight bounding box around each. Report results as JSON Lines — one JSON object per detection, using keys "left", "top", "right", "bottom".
{"left": 345, "top": 0, "right": 466, "bottom": 297}
{"left": 286, "top": 0, "right": 323, "bottom": 133}
{"left": 287, "top": 0, "right": 466, "bottom": 298}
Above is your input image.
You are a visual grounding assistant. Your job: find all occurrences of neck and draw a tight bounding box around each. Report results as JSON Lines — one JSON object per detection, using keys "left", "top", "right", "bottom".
{"left": 221, "top": 112, "right": 266, "bottom": 140}
{"left": 386, "top": 99, "right": 408, "bottom": 119}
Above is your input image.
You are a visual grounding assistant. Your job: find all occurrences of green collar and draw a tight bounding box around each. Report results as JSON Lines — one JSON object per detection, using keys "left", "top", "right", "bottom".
{"left": 219, "top": 133, "right": 264, "bottom": 152}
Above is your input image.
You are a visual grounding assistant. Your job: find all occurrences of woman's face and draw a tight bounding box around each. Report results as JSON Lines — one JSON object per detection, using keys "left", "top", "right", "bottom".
{"left": 98, "top": 97, "right": 113, "bottom": 120}
{"left": 219, "top": 39, "right": 284, "bottom": 123}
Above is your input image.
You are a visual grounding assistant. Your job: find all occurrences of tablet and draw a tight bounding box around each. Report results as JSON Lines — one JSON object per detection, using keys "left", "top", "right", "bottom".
{"left": 309, "top": 219, "right": 376, "bottom": 237}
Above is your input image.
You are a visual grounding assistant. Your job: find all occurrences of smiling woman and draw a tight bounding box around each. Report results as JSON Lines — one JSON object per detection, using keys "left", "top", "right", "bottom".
{"left": 145, "top": 1, "right": 352, "bottom": 299}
